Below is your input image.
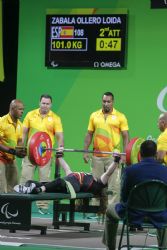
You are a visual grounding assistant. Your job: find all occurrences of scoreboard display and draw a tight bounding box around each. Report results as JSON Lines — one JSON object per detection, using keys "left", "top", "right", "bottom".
{"left": 151, "top": 0, "right": 167, "bottom": 8}
{"left": 45, "top": 12, "right": 128, "bottom": 69}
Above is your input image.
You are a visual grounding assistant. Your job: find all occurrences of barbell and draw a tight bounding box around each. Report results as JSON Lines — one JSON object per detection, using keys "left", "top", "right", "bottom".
{"left": 26, "top": 131, "right": 145, "bottom": 167}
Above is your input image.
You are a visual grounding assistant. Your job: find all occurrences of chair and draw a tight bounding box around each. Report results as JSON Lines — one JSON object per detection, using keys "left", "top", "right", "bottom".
{"left": 118, "top": 179, "right": 167, "bottom": 250}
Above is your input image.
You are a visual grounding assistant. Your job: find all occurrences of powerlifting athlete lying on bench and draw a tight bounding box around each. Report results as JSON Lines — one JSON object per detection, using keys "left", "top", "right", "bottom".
{"left": 14, "top": 152, "right": 121, "bottom": 195}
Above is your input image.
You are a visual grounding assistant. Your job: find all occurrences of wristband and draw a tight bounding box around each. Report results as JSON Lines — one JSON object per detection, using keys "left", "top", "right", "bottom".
{"left": 56, "top": 152, "right": 64, "bottom": 158}
{"left": 8, "top": 148, "right": 16, "bottom": 155}
{"left": 114, "top": 156, "right": 121, "bottom": 163}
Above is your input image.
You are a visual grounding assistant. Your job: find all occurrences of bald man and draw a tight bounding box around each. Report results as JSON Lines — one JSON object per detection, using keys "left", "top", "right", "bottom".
{"left": 157, "top": 112, "right": 167, "bottom": 164}
{"left": 0, "top": 99, "right": 27, "bottom": 193}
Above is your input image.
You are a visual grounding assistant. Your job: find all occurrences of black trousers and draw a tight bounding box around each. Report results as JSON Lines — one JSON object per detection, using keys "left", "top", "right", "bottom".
{"left": 26, "top": 178, "right": 68, "bottom": 193}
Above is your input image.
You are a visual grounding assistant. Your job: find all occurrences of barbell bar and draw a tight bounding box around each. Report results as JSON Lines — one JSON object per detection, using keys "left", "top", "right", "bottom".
{"left": 27, "top": 131, "right": 144, "bottom": 167}
{"left": 42, "top": 147, "right": 126, "bottom": 155}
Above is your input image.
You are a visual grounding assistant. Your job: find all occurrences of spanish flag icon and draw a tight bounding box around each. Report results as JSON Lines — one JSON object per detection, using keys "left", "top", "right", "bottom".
{"left": 60, "top": 26, "right": 74, "bottom": 38}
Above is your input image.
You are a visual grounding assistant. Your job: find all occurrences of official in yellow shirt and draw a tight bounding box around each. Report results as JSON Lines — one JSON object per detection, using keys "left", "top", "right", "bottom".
{"left": 20, "top": 94, "right": 64, "bottom": 214}
{"left": 87, "top": 108, "right": 129, "bottom": 156}
{"left": 157, "top": 113, "right": 167, "bottom": 164}
{"left": 0, "top": 99, "right": 26, "bottom": 193}
{"left": 83, "top": 92, "right": 129, "bottom": 210}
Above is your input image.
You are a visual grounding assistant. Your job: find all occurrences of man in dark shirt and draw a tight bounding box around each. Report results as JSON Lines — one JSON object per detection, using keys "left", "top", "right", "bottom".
{"left": 103, "top": 140, "right": 167, "bottom": 250}
{"left": 14, "top": 152, "right": 120, "bottom": 195}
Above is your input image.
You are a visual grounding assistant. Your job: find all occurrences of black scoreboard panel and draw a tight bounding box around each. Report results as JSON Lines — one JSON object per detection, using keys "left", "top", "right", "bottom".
{"left": 151, "top": 0, "right": 167, "bottom": 8}
{"left": 45, "top": 13, "right": 128, "bottom": 69}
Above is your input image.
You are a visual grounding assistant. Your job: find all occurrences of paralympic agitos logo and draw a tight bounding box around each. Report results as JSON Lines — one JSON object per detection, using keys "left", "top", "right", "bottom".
{"left": 157, "top": 86, "right": 167, "bottom": 112}
{"left": 1, "top": 203, "right": 18, "bottom": 219}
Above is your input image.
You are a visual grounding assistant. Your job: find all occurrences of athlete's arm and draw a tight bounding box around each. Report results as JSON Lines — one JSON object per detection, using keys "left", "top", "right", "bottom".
{"left": 100, "top": 156, "right": 120, "bottom": 185}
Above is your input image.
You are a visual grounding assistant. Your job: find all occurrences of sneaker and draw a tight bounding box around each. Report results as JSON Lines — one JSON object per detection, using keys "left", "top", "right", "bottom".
{"left": 14, "top": 183, "right": 36, "bottom": 194}
{"left": 14, "top": 184, "right": 28, "bottom": 193}
{"left": 26, "top": 183, "right": 36, "bottom": 193}
{"left": 38, "top": 208, "right": 49, "bottom": 215}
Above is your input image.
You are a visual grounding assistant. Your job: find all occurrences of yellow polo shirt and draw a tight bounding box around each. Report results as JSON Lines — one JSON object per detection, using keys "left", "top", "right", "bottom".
{"left": 23, "top": 108, "right": 63, "bottom": 145}
{"left": 88, "top": 108, "right": 129, "bottom": 156}
{"left": 157, "top": 128, "right": 167, "bottom": 164}
{"left": 0, "top": 114, "right": 23, "bottom": 161}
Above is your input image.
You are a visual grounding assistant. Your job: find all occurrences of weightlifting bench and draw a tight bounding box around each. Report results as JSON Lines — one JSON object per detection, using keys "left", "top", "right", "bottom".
{"left": 0, "top": 192, "right": 100, "bottom": 234}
